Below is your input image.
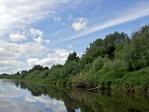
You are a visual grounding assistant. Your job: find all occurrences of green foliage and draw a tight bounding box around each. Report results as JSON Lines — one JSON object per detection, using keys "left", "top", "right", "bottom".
{"left": 81, "top": 38, "right": 105, "bottom": 66}
{"left": 102, "top": 60, "right": 128, "bottom": 72}
{"left": 60, "top": 61, "right": 81, "bottom": 77}
{"left": 117, "top": 25, "right": 149, "bottom": 70}
{"left": 66, "top": 52, "right": 79, "bottom": 63}
{"left": 70, "top": 73, "right": 97, "bottom": 86}
{"left": 103, "top": 32, "right": 129, "bottom": 59}
{"left": 92, "top": 56, "right": 106, "bottom": 72}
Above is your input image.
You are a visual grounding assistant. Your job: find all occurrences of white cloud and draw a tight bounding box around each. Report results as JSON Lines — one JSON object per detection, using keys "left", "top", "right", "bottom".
{"left": 72, "top": 17, "right": 88, "bottom": 31}
{"left": 53, "top": 17, "right": 61, "bottom": 21}
{"left": 9, "top": 33, "right": 27, "bottom": 42}
{"left": 44, "top": 39, "right": 50, "bottom": 44}
{"left": 0, "top": 40, "right": 49, "bottom": 73}
{"left": 0, "top": 60, "right": 23, "bottom": 74}
{"left": 30, "top": 28, "right": 43, "bottom": 37}
{"left": 27, "top": 58, "right": 40, "bottom": 66}
{"left": 49, "top": 27, "right": 71, "bottom": 37}
{"left": 0, "top": 41, "right": 48, "bottom": 59}
{"left": 33, "top": 37, "right": 50, "bottom": 44}
{"left": 64, "top": 2, "right": 149, "bottom": 41}
{"left": 0, "top": 0, "right": 70, "bottom": 36}
{"left": 33, "top": 37, "right": 43, "bottom": 43}
{"left": 27, "top": 48, "right": 70, "bottom": 67}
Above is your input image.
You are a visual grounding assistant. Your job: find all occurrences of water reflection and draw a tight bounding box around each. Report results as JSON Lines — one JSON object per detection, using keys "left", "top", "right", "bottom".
{"left": 0, "top": 80, "right": 67, "bottom": 112}
{"left": 0, "top": 79, "right": 149, "bottom": 112}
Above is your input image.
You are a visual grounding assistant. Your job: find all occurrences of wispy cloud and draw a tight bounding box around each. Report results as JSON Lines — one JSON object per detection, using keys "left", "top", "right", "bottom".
{"left": 62, "top": 2, "right": 149, "bottom": 41}
{"left": 53, "top": 16, "right": 61, "bottom": 22}
{"left": 0, "top": 0, "right": 70, "bottom": 36}
{"left": 49, "top": 27, "right": 71, "bottom": 38}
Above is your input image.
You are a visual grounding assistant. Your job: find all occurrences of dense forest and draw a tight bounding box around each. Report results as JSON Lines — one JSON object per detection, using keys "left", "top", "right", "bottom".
{"left": 1, "top": 24, "right": 149, "bottom": 92}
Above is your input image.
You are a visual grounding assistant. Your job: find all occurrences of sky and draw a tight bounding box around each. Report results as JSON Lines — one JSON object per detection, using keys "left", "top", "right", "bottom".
{"left": 0, "top": 0, "right": 149, "bottom": 74}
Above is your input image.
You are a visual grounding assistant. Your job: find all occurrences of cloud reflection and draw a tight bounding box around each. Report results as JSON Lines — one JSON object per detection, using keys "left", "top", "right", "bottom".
{"left": 0, "top": 99, "right": 44, "bottom": 112}
{"left": 0, "top": 80, "right": 67, "bottom": 112}
{"left": 25, "top": 94, "right": 67, "bottom": 112}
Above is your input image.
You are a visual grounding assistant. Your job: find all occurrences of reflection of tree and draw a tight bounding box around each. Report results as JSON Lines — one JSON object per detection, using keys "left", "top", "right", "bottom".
{"left": 14, "top": 81, "right": 47, "bottom": 96}
{"left": 13, "top": 81, "right": 149, "bottom": 112}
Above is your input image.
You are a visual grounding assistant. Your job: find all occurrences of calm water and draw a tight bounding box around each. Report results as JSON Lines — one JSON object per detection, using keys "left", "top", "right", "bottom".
{"left": 0, "top": 79, "right": 149, "bottom": 112}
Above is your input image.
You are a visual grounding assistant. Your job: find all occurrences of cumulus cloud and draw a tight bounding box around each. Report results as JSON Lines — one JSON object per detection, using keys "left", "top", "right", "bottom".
{"left": 27, "top": 48, "right": 70, "bottom": 67}
{"left": 30, "top": 28, "right": 43, "bottom": 37}
{"left": 33, "top": 37, "right": 50, "bottom": 44}
{"left": 9, "top": 33, "right": 27, "bottom": 42}
{"left": 0, "top": 41, "right": 48, "bottom": 59}
{"left": 0, "top": 27, "right": 51, "bottom": 73}
{"left": 0, "top": 60, "right": 23, "bottom": 74}
{"left": 0, "top": 40, "right": 49, "bottom": 73}
{"left": 27, "top": 58, "right": 40, "bottom": 66}
{"left": 72, "top": 17, "right": 88, "bottom": 31}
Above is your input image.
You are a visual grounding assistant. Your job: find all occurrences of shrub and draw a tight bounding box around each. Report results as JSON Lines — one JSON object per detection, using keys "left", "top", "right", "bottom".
{"left": 60, "top": 61, "right": 81, "bottom": 77}
{"left": 103, "top": 60, "right": 128, "bottom": 72}
{"left": 92, "top": 56, "right": 106, "bottom": 72}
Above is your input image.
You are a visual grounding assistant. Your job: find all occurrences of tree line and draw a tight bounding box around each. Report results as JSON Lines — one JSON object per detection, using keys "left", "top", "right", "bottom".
{"left": 1, "top": 24, "right": 149, "bottom": 92}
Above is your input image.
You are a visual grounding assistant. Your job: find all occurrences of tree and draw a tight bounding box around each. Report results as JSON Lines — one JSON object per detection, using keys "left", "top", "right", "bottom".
{"left": 66, "top": 52, "right": 79, "bottom": 63}
{"left": 60, "top": 61, "right": 81, "bottom": 78}
{"left": 103, "top": 32, "right": 129, "bottom": 59}
{"left": 81, "top": 39, "right": 105, "bottom": 66}
{"left": 117, "top": 25, "right": 149, "bottom": 70}
{"left": 31, "top": 65, "right": 43, "bottom": 71}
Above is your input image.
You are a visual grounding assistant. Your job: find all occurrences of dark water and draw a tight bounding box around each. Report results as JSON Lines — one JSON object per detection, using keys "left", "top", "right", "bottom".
{"left": 0, "top": 79, "right": 149, "bottom": 112}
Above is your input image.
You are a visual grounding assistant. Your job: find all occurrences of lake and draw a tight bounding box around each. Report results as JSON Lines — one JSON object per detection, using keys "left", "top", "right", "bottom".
{"left": 0, "top": 79, "right": 149, "bottom": 112}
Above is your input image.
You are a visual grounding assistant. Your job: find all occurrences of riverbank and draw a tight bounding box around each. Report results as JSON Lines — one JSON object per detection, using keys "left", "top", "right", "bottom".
{"left": 2, "top": 67, "right": 149, "bottom": 94}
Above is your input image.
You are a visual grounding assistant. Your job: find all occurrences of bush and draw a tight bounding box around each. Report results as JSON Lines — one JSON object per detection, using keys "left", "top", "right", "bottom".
{"left": 103, "top": 60, "right": 128, "bottom": 72}
{"left": 70, "top": 73, "right": 97, "bottom": 86}
{"left": 92, "top": 57, "right": 106, "bottom": 72}
{"left": 60, "top": 61, "right": 81, "bottom": 77}
{"left": 102, "top": 61, "right": 112, "bottom": 71}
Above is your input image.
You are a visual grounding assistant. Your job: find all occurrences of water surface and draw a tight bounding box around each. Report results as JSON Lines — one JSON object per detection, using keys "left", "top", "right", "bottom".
{"left": 0, "top": 79, "right": 149, "bottom": 112}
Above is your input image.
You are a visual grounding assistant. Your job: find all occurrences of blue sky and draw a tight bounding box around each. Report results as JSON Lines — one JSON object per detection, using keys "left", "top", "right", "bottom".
{"left": 0, "top": 0, "right": 149, "bottom": 73}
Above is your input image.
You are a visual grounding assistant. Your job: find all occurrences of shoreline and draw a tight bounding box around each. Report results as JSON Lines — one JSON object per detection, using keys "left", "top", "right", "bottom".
{"left": 1, "top": 78, "right": 149, "bottom": 95}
